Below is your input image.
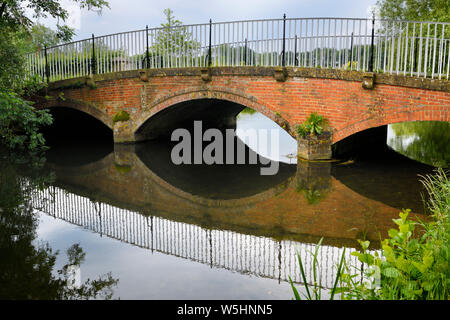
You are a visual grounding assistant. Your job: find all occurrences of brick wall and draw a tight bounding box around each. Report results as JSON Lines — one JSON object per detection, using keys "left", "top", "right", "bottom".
{"left": 41, "top": 68, "right": 450, "bottom": 143}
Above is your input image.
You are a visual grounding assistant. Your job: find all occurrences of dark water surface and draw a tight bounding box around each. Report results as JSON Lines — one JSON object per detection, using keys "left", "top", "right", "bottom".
{"left": 0, "top": 115, "right": 446, "bottom": 299}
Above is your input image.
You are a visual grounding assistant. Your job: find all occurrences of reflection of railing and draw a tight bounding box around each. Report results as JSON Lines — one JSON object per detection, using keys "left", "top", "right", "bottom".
{"left": 30, "top": 184, "right": 371, "bottom": 289}
{"left": 25, "top": 17, "right": 450, "bottom": 83}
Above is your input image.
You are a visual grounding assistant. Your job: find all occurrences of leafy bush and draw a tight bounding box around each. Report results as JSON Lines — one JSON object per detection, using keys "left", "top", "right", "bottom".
{"left": 297, "top": 113, "right": 328, "bottom": 138}
{"left": 338, "top": 169, "right": 449, "bottom": 300}
{"left": 0, "top": 90, "right": 53, "bottom": 151}
{"left": 290, "top": 168, "right": 449, "bottom": 300}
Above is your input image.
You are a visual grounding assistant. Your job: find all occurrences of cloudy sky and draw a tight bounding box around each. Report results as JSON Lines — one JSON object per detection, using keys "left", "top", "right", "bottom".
{"left": 40, "top": 0, "right": 378, "bottom": 41}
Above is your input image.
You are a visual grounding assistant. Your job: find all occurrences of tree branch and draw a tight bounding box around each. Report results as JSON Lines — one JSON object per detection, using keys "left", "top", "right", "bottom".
{"left": 0, "top": 2, "right": 7, "bottom": 19}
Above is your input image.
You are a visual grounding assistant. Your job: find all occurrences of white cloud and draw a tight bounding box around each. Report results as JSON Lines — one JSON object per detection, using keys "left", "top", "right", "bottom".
{"left": 64, "top": 1, "right": 81, "bottom": 30}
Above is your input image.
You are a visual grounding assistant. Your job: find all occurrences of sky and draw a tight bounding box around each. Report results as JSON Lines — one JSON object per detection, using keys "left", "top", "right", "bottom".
{"left": 38, "top": 0, "right": 378, "bottom": 41}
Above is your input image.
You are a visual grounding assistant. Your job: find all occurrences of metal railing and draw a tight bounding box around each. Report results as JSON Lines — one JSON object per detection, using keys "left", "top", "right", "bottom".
{"left": 25, "top": 16, "right": 450, "bottom": 83}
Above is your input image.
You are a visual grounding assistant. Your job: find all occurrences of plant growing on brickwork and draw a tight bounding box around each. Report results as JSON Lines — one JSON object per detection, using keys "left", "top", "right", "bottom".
{"left": 112, "top": 110, "right": 130, "bottom": 123}
{"left": 297, "top": 113, "right": 328, "bottom": 138}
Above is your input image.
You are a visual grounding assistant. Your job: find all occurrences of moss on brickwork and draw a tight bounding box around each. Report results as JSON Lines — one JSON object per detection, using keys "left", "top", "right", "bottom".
{"left": 114, "top": 164, "right": 132, "bottom": 174}
{"left": 112, "top": 110, "right": 130, "bottom": 123}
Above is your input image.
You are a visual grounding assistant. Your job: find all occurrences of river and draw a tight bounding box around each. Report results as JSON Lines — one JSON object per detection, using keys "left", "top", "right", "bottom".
{"left": 0, "top": 112, "right": 448, "bottom": 299}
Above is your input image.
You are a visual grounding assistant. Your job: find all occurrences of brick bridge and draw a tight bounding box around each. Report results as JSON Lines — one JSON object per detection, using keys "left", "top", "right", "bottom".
{"left": 27, "top": 17, "right": 449, "bottom": 159}
{"left": 34, "top": 66, "right": 449, "bottom": 157}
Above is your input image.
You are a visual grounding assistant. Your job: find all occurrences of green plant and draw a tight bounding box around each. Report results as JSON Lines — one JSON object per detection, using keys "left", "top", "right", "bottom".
{"left": 297, "top": 113, "right": 328, "bottom": 137}
{"left": 114, "top": 164, "right": 132, "bottom": 173}
{"left": 297, "top": 124, "right": 308, "bottom": 138}
{"left": 339, "top": 169, "right": 449, "bottom": 300}
{"left": 112, "top": 110, "right": 130, "bottom": 123}
{"left": 290, "top": 169, "right": 449, "bottom": 300}
{"left": 289, "top": 238, "right": 346, "bottom": 300}
{"left": 0, "top": 90, "right": 53, "bottom": 151}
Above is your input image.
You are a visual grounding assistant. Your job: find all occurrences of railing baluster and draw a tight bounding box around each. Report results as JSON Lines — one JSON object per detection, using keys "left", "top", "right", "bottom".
{"left": 23, "top": 18, "right": 450, "bottom": 82}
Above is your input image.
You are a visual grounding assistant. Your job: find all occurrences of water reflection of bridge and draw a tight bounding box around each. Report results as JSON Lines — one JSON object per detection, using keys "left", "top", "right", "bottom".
{"left": 31, "top": 185, "right": 363, "bottom": 289}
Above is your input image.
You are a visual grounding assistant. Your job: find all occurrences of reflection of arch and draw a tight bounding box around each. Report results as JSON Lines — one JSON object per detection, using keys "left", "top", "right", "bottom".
{"left": 47, "top": 153, "right": 114, "bottom": 177}
{"left": 49, "top": 152, "right": 296, "bottom": 210}
{"left": 334, "top": 108, "right": 449, "bottom": 143}
{"left": 44, "top": 98, "right": 112, "bottom": 130}
{"left": 133, "top": 88, "right": 294, "bottom": 138}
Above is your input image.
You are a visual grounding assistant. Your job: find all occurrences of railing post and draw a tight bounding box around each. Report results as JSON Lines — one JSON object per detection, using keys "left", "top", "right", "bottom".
{"left": 294, "top": 34, "right": 298, "bottom": 66}
{"left": 44, "top": 46, "right": 50, "bottom": 83}
{"left": 282, "top": 14, "right": 286, "bottom": 67}
{"left": 208, "top": 19, "right": 212, "bottom": 67}
{"left": 91, "top": 34, "right": 97, "bottom": 75}
{"left": 350, "top": 32, "right": 354, "bottom": 68}
{"left": 146, "top": 25, "right": 150, "bottom": 69}
{"left": 369, "top": 15, "right": 375, "bottom": 72}
{"left": 244, "top": 38, "right": 247, "bottom": 66}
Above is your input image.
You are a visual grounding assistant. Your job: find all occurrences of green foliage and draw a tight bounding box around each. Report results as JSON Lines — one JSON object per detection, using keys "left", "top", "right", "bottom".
{"left": 289, "top": 238, "right": 346, "bottom": 300}
{"left": 114, "top": 164, "right": 132, "bottom": 174}
{"left": 297, "top": 113, "right": 328, "bottom": 137}
{"left": 112, "top": 110, "right": 130, "bottom": 123}
{"left": 0, "top": 1, "right": 109, "bottom": 32}
{"left": 0, "top": 30, "right": 28, "bottom": 90}
{"left": 340, "top": 204, "right": 448, "bottom": 300}
{"left": 239, "top": 107, "right": 257, "bottom": 115}
{"left": 0, "top": 1, "right": 111, "bottom": 154}
{"left": 389, "top": 122, "right": 450, "bottom": 168}
{"left": 290, "top": 169, "right": 449, "bottom": 300}
{"left": 149, "top": 9, "right": 201, "bottom": 67}
{"left": 0, "top": 90, "right": 53, "bottom": 151}
{"left": 376, "top": 0, "right": 450, "bottom": 22}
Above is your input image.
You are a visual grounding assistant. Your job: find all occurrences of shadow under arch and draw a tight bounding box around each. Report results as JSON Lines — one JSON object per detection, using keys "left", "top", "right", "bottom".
{"left": 333, "top": 109, "right": 450, "bottom": 144}
{"left": 133, "top": 90, "right": 294, "bottom": 141}
{"left": 43, "top": 98, "right": 112, "bottom": 130}
{"left": 42, "top": 105, "right": 114, "bottom": 163}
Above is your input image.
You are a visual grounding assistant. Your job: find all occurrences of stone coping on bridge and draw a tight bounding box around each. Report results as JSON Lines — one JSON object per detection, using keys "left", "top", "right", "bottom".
{"left": 48, "top": 66, "right": 450, "bottom": 93}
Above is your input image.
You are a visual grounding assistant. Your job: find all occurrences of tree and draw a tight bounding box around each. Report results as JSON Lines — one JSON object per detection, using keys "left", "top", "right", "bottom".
{"left": 376, "top": 0, "right": 450, "bottom": 22}
{"left": 149, "top": 8, "right": 201, "bottom": 67}
{"left": 0, "top": 0, "right": 109, "bottom": 35}
{"left": 0, "top": 0, "right": 110, "bottom": 151}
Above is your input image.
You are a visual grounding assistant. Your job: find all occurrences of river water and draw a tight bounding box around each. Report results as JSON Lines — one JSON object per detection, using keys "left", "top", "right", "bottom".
{"left": 0, "top": 113, "right": 448, "bottom": 300}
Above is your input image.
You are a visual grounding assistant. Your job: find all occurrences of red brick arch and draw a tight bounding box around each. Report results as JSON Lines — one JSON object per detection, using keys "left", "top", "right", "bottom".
{"left": 43, "top": 97, "right": 113, "bottom": 129}
{"left": 332, "top": 85, "right": 450, "bottom": 143}
{"left": 132, "top": 87, "right": 295, "bottom": 137}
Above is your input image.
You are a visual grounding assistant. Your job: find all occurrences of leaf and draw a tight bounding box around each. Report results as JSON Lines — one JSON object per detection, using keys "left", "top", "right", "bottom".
{"left": 330, "top": 247, "right": 346, "bottom": 300}
{"left": 296, "top": 250, "right": 312, "bottom": 300}
{"left": 388, "top": 229, "right": 399, "bottom": 238}
{"left": 288, "top": 276, "right": 301, "bottom": 300}
{"left": 422, "top": 254, "right": 434, "bottom": 270}
{"left": 382, "top": 267, "right": 401, "bottom": 278}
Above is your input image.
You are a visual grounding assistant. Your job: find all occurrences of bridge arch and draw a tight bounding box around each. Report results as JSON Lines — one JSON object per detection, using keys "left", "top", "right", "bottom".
{"left": 43, "top": 98, "right": 113, "bottom": 130}
{"left": 333, "top": 104, "right": 449, "bottom": 143}
{"left": 133, "top": 88, "right": 294, "bottom": 141}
